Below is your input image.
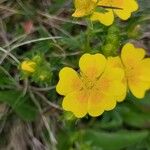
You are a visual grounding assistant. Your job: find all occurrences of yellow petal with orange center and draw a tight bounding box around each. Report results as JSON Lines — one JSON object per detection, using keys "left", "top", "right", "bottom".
{"left": 56, "top": 67, "right": 82, "bottom": 96}
{"left": 121, "top": 43, "right": 145, "bottom": 69}
{"left": 120, "top": 43, "right": 150, "bottom": 99}
{"left": 87, "top": 89, "right": 117, "bottom": 116}
{"left": 87, "top": 90, "right": 105, "bottom": 117}
{"left": 72, "top": 0, "right": 97, "bottom": 17}
{"left": 62, "top": 90, "right": 88, "bottom": 118}
{"left": 91, "top": 9, "right": 114, "bottom": 26}
{"left": 97, "top": 67, "right": 125, "bottom": 101}
{"left": 79, "top": 53, "right": 106, "bottom": 80}
{"left": 87, "top": 66, "right": 125, "bottom": 115}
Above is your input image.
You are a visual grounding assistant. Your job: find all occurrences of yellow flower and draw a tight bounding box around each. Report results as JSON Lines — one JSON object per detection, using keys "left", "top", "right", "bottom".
{"left": 21, "top": 60, "right": 36, "bottom": 73}
{"left": 72, "top": 0, "right": 138, "bottom": 26}
{"left": 56, "top": 53, "right": 124, "bottom": 118}
{"left": 108, "top": 43, "right": 150, "bottom": 99}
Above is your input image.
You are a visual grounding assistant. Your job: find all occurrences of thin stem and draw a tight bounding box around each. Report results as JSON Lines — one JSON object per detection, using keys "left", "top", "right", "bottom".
{"left": 0, "top": 36, "right": 62, "bottom": 65}
{"left": 29, "top": 90, "right": 57, "bottom": 149}
{"left": 0, "top": 47, "right": 20, "bottom": 64}
{"left": 84, "top": 19, "right": 93, "bottom": 52}
{"left": 10, "top": 37, "right": 62, "bottom": 51}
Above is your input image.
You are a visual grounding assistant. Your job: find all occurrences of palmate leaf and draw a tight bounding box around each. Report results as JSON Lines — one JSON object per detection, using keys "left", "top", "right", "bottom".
{"left": 81, "top": 130, "right": 149, "bottom": 150}
{"left": 0, "top": 90, "right": 38, "bottom": 121}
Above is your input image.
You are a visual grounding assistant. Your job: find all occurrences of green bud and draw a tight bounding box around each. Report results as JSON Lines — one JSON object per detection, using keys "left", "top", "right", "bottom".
{"left": 20, "top": 54, "right": 52, "bottom": 83}
{"left": 108, "top": 24, "right": 120, "bottom": 34}
{"left": 107, "top": 34, "right": 119, "bottom": 44}
{"left": 102, "top": 44, "right": 114, "bottom": 56}
{"left": 102, "top": 24, "right": 120, "bottom": 57}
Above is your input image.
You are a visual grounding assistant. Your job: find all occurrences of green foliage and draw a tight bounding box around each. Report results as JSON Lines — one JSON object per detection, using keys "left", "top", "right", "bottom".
{"left": 0, "top": 69, "right": 15, "bottom": 89}
{"left": 82, "top": 130, "right": 149, "bottom": 150}
{"left": 102, "top": 24, "right": 120, "bottom": 56}
{"left": 0, "top": 90, "right": 38, "bottom": 121}
{"left": 20, "top": 54, "right": 52, "bottom": 83}
{"left": 0, "top": 0, "right": 150, "bottom": 149}
{"left": 119, "top": 92, "right": 150, "bottom": 128}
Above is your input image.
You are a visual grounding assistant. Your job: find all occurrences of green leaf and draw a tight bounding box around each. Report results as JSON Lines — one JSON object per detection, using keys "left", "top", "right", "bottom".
{"left": 118, "top": 103, "right": 150, "bottom": 128}
{"left": 97, "top": 111, "right": 123, "bottom": 129}
{"left": 0, "top": 90, "right": 38, "bottom": 121}
{"left": 81, "top": 130, "right": 149, "bottom": 150}
{"left": 118, "top": 92, "right": 150, "bottom": 128}
{"left": 127, "top": 92, "right": 150, "bottom": 109}
{"left": 0, "top": 69, "right": 15, "bottom": 88}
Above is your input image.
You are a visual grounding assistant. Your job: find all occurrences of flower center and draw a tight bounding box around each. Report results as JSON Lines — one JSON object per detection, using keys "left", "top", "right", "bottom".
{"left": 81, "top": 75, "right": 96, "bottom": 90}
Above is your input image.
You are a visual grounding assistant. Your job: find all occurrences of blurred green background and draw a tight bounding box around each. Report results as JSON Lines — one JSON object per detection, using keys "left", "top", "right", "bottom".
{"left": 0, "top": 0, "right": 150, "bottom": 150}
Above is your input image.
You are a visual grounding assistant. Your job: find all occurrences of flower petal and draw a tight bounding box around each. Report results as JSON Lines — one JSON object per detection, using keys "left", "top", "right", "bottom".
{"left": 121, "top": 43, "right": 146, "bottom": 68}
{"left": 91, "top": 9, "right": 114, "bottom": 26}
{"left": 128, "top": 79, "right": 150, "bottom": 99}
{"left": 107, "top": 56, "right": 127, "bottom": 101}
{"left": 88, "top": 90, "right": 117, "bottom": 117}
{"left": 62, "top": 91, "right": 88, "bottom": 118}
{"left": 21, "top": 60, "right": 36, "bottom": 73}
{"left": 79, "top": 53, "right": 106, "bottom": 80}
{"left": 114, "top": 0, "right": 139, "bottom": 20}
{"left": 138, "top": 59, "right": 150, "bottom": 82}
{"left": 72, "top": 0, "right": 96, "bottom": 17}
{"left": 89, "top": 66, "right": 125, "bottom": 115}
{"left": 99, "top": 67, "right": 126, "bottom": 100}
{"left": 128, "top": 58, "right": 150, "bottom": 99}
{"left": 56, "top": 67, "right": 82, "bottom": 96}
{"left": 103, "top": 94, "right": 117, "bottom": 111}
{"left": 87, "top": 91, "right": 105, "bottom": 117}
{"left": 107, "top": 56, "right": 123, "bottom": 68}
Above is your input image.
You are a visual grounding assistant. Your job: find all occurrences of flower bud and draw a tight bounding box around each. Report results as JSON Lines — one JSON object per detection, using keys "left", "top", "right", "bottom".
{"left": 20, "top": 60, "right": 36, "bottom": 73}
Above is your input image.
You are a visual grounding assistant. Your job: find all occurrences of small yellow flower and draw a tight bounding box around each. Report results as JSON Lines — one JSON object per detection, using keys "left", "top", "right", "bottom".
{"left": 72, "top": 0, "right": 138, "bottom": 26}
{"left": 108, "top": 43, "right": 150, "bottom": 99}
{"left": 21, "top": 60, "right": 36, "bottom": 73}
{"left": 56, "top": 53, "right": 124, "bottom": 118}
